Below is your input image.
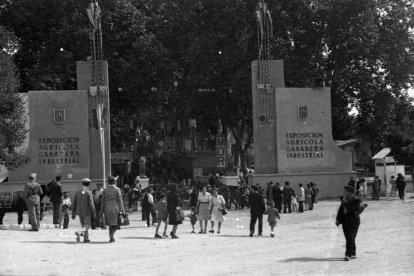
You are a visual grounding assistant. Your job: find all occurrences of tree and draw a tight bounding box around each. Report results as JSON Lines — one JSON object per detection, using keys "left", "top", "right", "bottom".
{"left": 0, "top": 26, "right": 27, "bottom": 169}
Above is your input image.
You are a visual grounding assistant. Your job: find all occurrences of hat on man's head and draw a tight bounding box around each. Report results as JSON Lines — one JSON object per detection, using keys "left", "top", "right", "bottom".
{"left": 82, "top": 178, "right": 91, "bottom": 184}
{"left": 108, "top": 176, "right": 116, "bottom": 184}
{"left": 28, "top": 173, "right": 37, "bottom": 180}
{"left": 344, "top": 185, "right": 354, "bottom": 193}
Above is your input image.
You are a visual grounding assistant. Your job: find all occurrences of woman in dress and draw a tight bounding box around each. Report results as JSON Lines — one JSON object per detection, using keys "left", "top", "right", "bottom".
{"left": 209, "top": 188, "right": 226, "bottom": 234}
{"left": 100, "top": 176, "right": 125, "bottom": 242}
{"left": 196, "top": 185, "right": 212, "bottom": 234}
{"left": 167, "top": 184, "right": 181, "bottom": 239}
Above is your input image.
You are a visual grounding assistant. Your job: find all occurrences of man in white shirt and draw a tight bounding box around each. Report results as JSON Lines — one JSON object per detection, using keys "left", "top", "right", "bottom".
{"left": 298, "top": 183, "right": 305, "bottom": 213}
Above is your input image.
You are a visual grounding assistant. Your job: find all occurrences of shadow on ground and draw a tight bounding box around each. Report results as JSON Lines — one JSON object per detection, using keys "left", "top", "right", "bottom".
{"left": 280, "top": 257, "right": 345, "bottom": 262}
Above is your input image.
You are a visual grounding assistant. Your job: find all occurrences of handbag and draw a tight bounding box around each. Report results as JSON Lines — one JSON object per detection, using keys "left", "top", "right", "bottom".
{"left": 221, "top": 208, "right": 228, "bottom": 216}
{"left": 176, "top": 209, "right": 185, "bottom": 222}
{"left": 118, "top": 212, "right": 130, "bottom": 226}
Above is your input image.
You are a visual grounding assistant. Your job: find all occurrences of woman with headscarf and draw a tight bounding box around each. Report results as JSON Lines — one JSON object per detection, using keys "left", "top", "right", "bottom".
{"left": 196, "top": 185, "right": 212, "bottom": 234}
{"left": 209, "top": 188, "right": 226, "bottom": 234}
{"left": 167, "top": 184, "right": 181, "bottom": 239}
{"left": 100, "top": 176, "right": 125, "bottom": 242}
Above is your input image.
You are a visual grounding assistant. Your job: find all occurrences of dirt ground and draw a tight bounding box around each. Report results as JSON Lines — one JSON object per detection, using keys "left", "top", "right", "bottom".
{"left": 0, "top": 193, "right": 413, "bottom": 276}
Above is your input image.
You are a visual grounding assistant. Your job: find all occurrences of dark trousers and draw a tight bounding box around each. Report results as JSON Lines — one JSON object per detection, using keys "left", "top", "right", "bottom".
{"left": 274, "top": 199, "right": 282, "bottom": 213}
{"left": 284, "top": 199, "right": 292, "bottom": 213}
{"left": 52, "top": 203, "right": 62, "bottom": 225}
{"left": 372, "top": 188, "right": 379, "bottom": 200}
{"left": 62, "top": 205, "right": 69, "bottom": 229}
{"left": 398, "top": 187, "right": 405, "bottom": 200}
{"left": 144, "top": 206, "right": 156, "bottom": 226}
{"left": 299, "top": 201, "right": 304, "bottom": 213}
{"left": 250, "top": 212, "right": 263, "bottom": 235}
{"left": 342, "top": 223, "right": 359, "bottom": 257}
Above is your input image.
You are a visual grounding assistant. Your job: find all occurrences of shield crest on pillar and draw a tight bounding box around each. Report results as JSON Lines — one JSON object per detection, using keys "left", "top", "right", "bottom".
{"left": 53, "top": 109, "right": 66, "bottom": 125}
{"left": 297, "top": 106, "right": 308, "bottom": 121}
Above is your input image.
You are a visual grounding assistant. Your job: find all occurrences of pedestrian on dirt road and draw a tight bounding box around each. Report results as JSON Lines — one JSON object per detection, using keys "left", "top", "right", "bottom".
{"left": 372, "top": 176, "right": 380, "bottom": 201}
{"left": 72, "top": 178, "right": 96, "bottom": 243}
{"left": 335, "top": 186, "right": 367, "bottom": 261}
{"left": 209, "top": 188, "right": 226, "bottom": 234}
{"left": 282, "top": 182, "right": 293, "bottom": 213}
{"left": 100, "top": 176, "right": 124, "bottom": 243}
{"left": 48, "top": 175, "right": 63, "bottom": 228}
{"left": 167, "top": 184, "right": 182, "bottom": 239}
{"left": 196, "top": 185, "right": 212, "bottom": 234}
{"left": 272, "top": 182, "right": 283, "bottom": 213}
{"left": 248, "top": 185, "right": 266, "bottom": 237}
{"left": 24, "top": 173, "right": 43, "bottom": 231}
{"left": 396, "top": 173, "right": 406, "bottom": 200}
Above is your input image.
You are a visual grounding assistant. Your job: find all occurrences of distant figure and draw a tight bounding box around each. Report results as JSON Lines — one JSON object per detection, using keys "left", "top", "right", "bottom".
{"left": 297, "top": 183, "right": 305, "bottom": 213}
{"left": 266, "top": 182, "right": 274, "bottom": 202}
{"left": 48, "top": 175, "right": 63, "bottom": 228}
{"left": 24, "top": 173, "right": 43, "bottom": 231}
{"left": 188, "top": 206, "right": 198, "bottom": 233}
{"left": 272, "top": 183, "right": 283, "bottom": 213}
{"left": 209, "top": 188, "right": 226, "bottom": 234}
{"left": 72, "top": 178, "right": 96, "bottom": 243}
{"left": 282, "top": 182, "right": 293, "bottom": 213}
{"left": 265, "top": 201, "right": 280, "bottom": 238}
{"left": 93, "top": 183, "right": 106, "bottom": 230}
{"left": 336, "top": 186, "right": 367, "bottom": 261}
{"left": 372, "top": 176, "right": 380, "bottom": 201}
{"left": 396, "top": 173, "right": 406, "bottom": 200}
{"left": 154, "top": 193, "right": 168, "bottom": 238}
{"left": 167, "top": 184, "right": 182, "bottom": 239}
{"left": 62, "top": 191, "right": 71, "bottom": 229}
{"left": 100, "top": 176, "right": 124, "bottom": 243}
{"left": 142, "top": 188, "right": 156, "bottom": 227}
{"left": 248, "top": 186, "right": 266, "bottom": 237}
{"left": 196, "top": 185, "right": 212, "bottom": 233}
{"left": 390, "top": 176, "right": 397, "bottom": 197}
{"left": 305, "top": 184, "right": 313, "bottom": 210}
{"left": 310, "top": 182, "right": 320, "bottom": 205}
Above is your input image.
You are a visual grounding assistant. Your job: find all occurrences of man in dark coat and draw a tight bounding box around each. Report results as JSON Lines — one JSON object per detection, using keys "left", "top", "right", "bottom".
{"left": 336, "top": 186, "right": 367, "bottom": 261}
{"left": 396, "top": 173, "right": 406, "bottom": 200}
{"left": 72, "top": 178, "right": 96, "bottom": 243}
{"left": 48, "top": 175, "right": 63, "bottom": 227}
{"left": 282, "top": 182, "right": 293, "bottom": 213}
{"left": 248, "top": 186, "right": 266, "bottom": 237}
{"left": 272, "top": 182, "right": 283, "bottom": 213}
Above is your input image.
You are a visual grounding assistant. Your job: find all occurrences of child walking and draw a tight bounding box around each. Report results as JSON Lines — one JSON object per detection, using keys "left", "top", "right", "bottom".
{"left": 62, "top": 191, "right": 71, "bottom": 229}
{"left": 266, "top": 201, "right": 280, "bottom": 238}
{"left": 154, "top": 193, "right": 168, "bottom": 238}
{"left": 188, "top": 206, "right": 198, "bottom": 233}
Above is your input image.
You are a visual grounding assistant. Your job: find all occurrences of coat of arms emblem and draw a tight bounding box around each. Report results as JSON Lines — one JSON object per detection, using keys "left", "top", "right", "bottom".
{"left": 53, "top": 109, "right": 66, "bottom": 124}
{"left": 297, "top": 106, "right": 308, "bottom": 121}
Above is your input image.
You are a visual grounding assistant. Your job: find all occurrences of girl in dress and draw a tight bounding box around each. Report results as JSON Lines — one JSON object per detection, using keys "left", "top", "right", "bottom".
{"left": 209, "top": 188, "right": 226, "bottom": 234}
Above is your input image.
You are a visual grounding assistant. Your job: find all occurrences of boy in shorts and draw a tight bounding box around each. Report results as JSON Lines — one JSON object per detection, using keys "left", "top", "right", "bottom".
{"left": 154, "top": 193, "right": 168, "bottom": 238}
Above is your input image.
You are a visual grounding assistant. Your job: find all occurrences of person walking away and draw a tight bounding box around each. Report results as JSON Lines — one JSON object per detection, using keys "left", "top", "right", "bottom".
{"left": 48, "top": 175, "right": 63, "bottom": 228}
{"left": 336, "top": 186, "right": 367, "bottom": 261}
{"left": 282, "top": 182, "right": 293, "bottom": 213}
{"left": 167, "top": 184, "right": 182, "bottom": 239}
{"left": 265, "top": 201, "right": 280, "bottom": 238}
{"left": 360, "top": 178, "right": 367, "bottom": 199}
{"left": 229, "top": 186, "right": 238, "bottom": 210}
{"left": 390, "top": 176, "right": 397, "bottom": 197}
{"left": 372, "top": 176, "right": 380, "bottom": 201}
{"left": 190, "top": 188, "right": 198, "bottom": 208}
{"left": 298, "top": 183, "right": 305, "bottom": 213}
{"left": 396, "top": 173, "right": 406, "bottom": 201}
{"left": 62, "top": 191, "right": 71, "bottom": 229}
{"left": 196, "top": 185, "right": 212, "bottom": 233}
{"left": 143, "top": 188, "right": 156, "bottom": 227}
{"left": 72, "top": 178, "right": 96, "bottom": 243}
{"left": 305, "top": 184, "right": 313, "bottom": 210}
{"left": 154, "top": 193, "right": 168, "bottom": 238}
{"left": 93, "top": 183, "right": 106, "bottom": 229}
{"left": 24, "top": 173, "right": 43, "bottom": 231}
{"left": 310, "top": 182, "right": 320, "bottom": 205}
{"left": 100, "top": 176, "right": 124, "bottom": 243}
{"left": 272, "top": 183, "right": 283, "bottom": 213}
{"left": 248, "top": 186, "right": 266, "bottom": 237}
{"left": 209, "top": 188, "right": 226, "bottom": 234}
{"left": 266, "top": 182, "right": 274, "bottom": 203}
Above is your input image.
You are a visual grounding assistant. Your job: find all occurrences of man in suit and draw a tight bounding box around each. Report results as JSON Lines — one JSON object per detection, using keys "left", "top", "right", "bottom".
{"left": 48, "top": 176, "right": 63, "bottom": 228}
{"left": 72, "top": 178, "right": 96, "bottom": 243}
{"left": 272, "top": 182, "right": 283, "bottom": 213}
{"left": 283, "top": 182, "right": 293, "bottom": 213}
{"left": 248, "top": 185, "right": 266, "bottom": 237}
{"left": 24, "top": 173, "right": 43, "bottom": 231}
{"left": 336, "top": 186, "right": 367, "bottom": 261}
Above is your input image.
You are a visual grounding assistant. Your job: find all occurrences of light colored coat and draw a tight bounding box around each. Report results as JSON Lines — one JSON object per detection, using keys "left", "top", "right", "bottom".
{"left": 101, "top": 185, "right": 124, "bottom": 226}
{"left": 298, "top": 187, "right": 305, "bottom": 202}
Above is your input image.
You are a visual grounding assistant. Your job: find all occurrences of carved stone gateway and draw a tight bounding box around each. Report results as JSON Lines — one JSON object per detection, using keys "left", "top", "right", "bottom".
{"left": 250, "top": 60, "right": 356, "bottom": 198}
